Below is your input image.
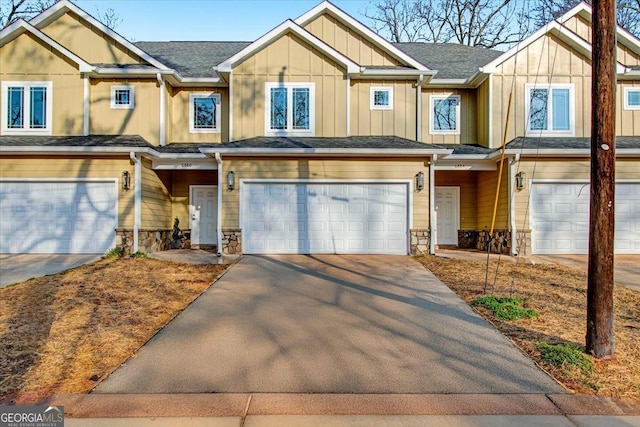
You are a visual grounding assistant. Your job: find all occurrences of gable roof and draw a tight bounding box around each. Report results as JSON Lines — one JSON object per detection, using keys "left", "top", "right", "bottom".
{"left": 216, "top": 19, "right": 360, "bottom": 74}
{"left": 481, "top": 2, "right": 635, "bottom": 74}
{"left": 295, "top": 1, "right": 430, "bottom": 72}
{"left": 28, "top": 0, "right": 170, "bottom": 71}
{"left": 394, "top": 43, "right": 502, "bottom": 80}
{"left": 0, "top": 18, "right": 93, "bottom": 72}
{"left": 136, "top": 41, "right": 251, "bottom": 78}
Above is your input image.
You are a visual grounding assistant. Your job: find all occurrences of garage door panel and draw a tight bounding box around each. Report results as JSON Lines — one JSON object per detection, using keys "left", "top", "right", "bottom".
{"left": 531, "top": 182, "right": 639, "bottom": 254}
{"left": 0, "top": 181, "right": 117, "bottom": 254}
{"left": 243, "top": 183, "right": 408, "bottom": 254}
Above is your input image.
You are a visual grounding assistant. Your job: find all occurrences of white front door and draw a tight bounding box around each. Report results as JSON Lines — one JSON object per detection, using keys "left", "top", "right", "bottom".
{"left": 190, "top": 185, "right": 218, "bottom": 246}
{"left": 435, "top": 187, "right": 460, "bottom": 246}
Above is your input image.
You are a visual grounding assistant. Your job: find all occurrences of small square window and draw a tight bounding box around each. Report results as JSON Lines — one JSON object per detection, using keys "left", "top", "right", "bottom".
{"left": 189, "top": 93, "right": 221, "bottom": 133}
{"left": 370, "top": 87, "right": 393, "bottom": 110}
{"left": 111, "top": 85, "right": 134, "bottom": 109}
{"left": 624, "top": 88, "right": 640, "bottom": 110}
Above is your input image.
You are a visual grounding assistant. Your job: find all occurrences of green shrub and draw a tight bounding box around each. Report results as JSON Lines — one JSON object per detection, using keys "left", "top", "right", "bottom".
{"left": 537, "top": 342, "right": 593, "bottom": 376}
{"left": 104, "top": 247, "right": 125, "bottom": 258}
{"left": 130, "top": 251, "right": 147, "bottom": 258}
{"left": 471, "top": 295, "right": 538, "bottom": 321}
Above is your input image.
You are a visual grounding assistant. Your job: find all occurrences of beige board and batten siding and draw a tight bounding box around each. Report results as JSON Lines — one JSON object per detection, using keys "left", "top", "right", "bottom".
{"left": 0, "top": 32, "right": 84, "bottom": 136}
{"left": 303, "top": 13, "right": 401, "bottom": 66}
{"left": 90, "top": 79, "right": 160, "bottom": 144}
{"left": 421, "top": 88, "right": 477, "bottom": 144}
{"left": 490, "top": 34, "right": 592, "bottom": 147}
{"left": 435, "top": 171, "right": 477, "bottom": 230}
{"left": 350, "top": 80, "right": 416, "bottom": 139}
{"left": 221, "top": 158, "right": 430, "bottom": 229}
{"left": 513, "top": 158, "right": 640, "bottom": 230}
{"left": 476, "top": 166, "right": 509, "bottom": 230}
{"left": 618, "top": 81, "right": 640, "bottom": 136}
{"left": 476, "top": 79, "right": 491, "bottom": 147}
{"left": 39, "top": 11, "right": 144, "bottom": 65}
{"left": 232, "top": 33, "right": 347, "bottom": 139}
{"left": 168, "top": 87, "right": 228, "bottom": 143}
{"left": 140, "top": 159, "right": 172, "bottom": 229}
{"left": 0, "top": 156, "right": 134, "bottom": 228}
{"left": 171, "top": 171, "right": 218, "bottom": 230}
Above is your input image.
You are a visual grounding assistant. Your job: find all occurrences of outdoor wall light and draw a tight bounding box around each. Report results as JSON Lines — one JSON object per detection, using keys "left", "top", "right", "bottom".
{"left": 515, "top": 171, "right": 526, "bottom": 191}
{"left": 416, "top": 171, "right": 424, "bottom": 191}
{"left": 227, "top": 170, "right": 236, "bottom": 191}
{"left": 122, "top": 171, "right": 131, "bottom": 191}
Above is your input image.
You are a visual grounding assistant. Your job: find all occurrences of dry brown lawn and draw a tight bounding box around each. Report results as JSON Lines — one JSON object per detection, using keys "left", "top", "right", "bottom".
{"left": 0, "top": 257, "right": 228, "bottom": 404}
{"left": 417, "top": 255, "right": 640, "bottom": 399}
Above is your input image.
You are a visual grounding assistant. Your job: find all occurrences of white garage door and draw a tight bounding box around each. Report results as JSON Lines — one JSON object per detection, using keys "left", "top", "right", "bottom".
{"left": 0, "top": 180, "right": 117, "bottom": 254}
{"left": 243, "top": 182, "right": 408, "bottom": 254}
{"left": 531, "top": 182, "right": 640, "bottom": 254}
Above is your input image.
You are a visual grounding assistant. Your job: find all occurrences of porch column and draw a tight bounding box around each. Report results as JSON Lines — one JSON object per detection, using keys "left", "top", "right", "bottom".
{"left": 429, "top": 154, "right": 438, "bottom": 255}
{"left": 215, "top": 153, "right": 223, "bottom": 255}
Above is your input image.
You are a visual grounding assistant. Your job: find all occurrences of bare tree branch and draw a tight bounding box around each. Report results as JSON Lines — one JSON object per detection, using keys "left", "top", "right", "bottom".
{"left": 1, "top": 0, "right": 122, "bottom": 30}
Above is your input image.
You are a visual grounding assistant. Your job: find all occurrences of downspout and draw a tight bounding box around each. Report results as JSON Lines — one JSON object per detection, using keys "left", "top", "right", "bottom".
{"left": 83, "top": 73, "right": 90, "bottom": 136}
{"left": 346, "top": 75, "right": 351, "bottom": 136}
{"left": 215, "top": 153, "right": 223, "bottom": 256}
{"left": 509, "top": 154, "right": 520, "bottom": 256}
{"left": 416, "top": 74, "right": 424, "bottom": 142}
{"left": 429, "top": 154, "right": 438, "bottom": 255}
{"left": 488, "top": 76, "right": 494, "bottom": 148}
{"left": 130, "top": 152, "right": 141, "bottom": 253}
{"left": 157, "top": 73, "right": 166, "bottom": 146}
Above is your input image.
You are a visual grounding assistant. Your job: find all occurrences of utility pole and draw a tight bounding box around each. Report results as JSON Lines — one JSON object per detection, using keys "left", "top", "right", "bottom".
{"left": 587, "top": 0, "right": 616, "bottom": 359}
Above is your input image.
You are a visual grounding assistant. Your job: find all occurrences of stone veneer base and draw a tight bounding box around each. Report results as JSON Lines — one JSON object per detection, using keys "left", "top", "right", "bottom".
{"left": 116, "top": 229, "right": 192, "bottom": 254}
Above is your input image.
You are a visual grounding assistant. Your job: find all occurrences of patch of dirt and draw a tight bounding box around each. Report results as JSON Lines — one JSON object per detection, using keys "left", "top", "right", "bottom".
{"left": 0, "top": 257, "right": 228, "bottom": 404}
{"left": 417, "top": 255, "right": 640, "bottom": 399}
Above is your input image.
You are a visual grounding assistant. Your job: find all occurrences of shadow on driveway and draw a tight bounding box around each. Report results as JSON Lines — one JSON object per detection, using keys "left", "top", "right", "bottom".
{"left": 95, "top": 255, "right": 564, "bottom": 394}
{"left": 0, "top": 254, "right": 101, "bottom": 288}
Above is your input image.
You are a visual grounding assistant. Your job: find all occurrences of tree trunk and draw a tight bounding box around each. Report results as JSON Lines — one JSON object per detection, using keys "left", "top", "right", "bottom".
{"left": 587, "top": 0, "right": 616, "bottom": 359}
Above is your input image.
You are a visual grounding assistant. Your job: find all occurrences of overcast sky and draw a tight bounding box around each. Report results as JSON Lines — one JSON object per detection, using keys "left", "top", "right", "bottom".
{"left": 74, "top": 0, "right": 372, "bottom": 42}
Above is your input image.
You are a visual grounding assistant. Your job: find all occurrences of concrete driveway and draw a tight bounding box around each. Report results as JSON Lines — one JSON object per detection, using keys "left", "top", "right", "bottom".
{"left": 0, "top": 254, "right": 102, "bottom": 288}
{"left": 533, "top": 254, "right": 639, "bottom": 292}
{"left": 96, "top": 255, "right": 562, "bottom": 394}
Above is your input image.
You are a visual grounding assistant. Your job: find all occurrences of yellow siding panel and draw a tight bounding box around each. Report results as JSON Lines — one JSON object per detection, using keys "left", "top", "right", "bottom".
{"left": 140, "top": 159, "right": 172, "bottom": 229}
{"left": 168, "top": 87, "right": 228, "bottom": 143}
{"left": 89, "top": 79, "right": 160, "bottom": 144}
{"left": 350, "top": 80, "right": 416, "bottom": 139}
{"left": 618, "top": 82, "right": 640, "bottom": 135}
{"left": 221, "top": 158, "right": 430, "bottom": 229}
{"left": 421, "top": 88, "right": 476, "bottom": 144}
{"left": 1, "top": 33, "right": 84, "bottom": 136}
{"left": 232, "top": 33, "right": 347, "bottom": 140}
{"left": 0, "top": 156, "right": 134, "bottom": 228}
{"left": 303, "top": 13, "right": 401, "bottom": 66}
{"left": 40, "top": 12, "right": 143, "bottom": 64}
{"left": 476, "top": 166, "right": 509, "bottom": 230}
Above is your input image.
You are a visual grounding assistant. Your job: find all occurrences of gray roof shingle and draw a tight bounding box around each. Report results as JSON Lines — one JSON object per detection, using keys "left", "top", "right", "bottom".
{"left": 0, "top": 135, "right": 155, "bottom": 148}
{"left": 394, "top": 43, "right": 503, "bottom": 79}
{"left": 135, "top": 41, "right": 251, "bottom": 77}
{"left": 506, "top": 136, "right": 640, "bottom": 150}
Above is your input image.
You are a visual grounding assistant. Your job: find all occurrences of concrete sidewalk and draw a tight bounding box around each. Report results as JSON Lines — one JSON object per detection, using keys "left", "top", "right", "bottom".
{"left": 46, "top": 393, "right": 640, "bottom": 426}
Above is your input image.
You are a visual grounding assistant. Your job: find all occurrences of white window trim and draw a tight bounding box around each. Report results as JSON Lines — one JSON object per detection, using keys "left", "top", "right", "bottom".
{"left": 110, "top": 85, "right": 135, "bottom": 110}
{"left": 189, "top": 92, "right": 221, "bottom": 134}
{"left": 525, "top": 83, "right": 575, "bottom": 137}
{"left": 1, "top": 81, "right": 53, "bottom": 136}
{"left": 623, "top": 87, "right": 640, "bottom": 110}
{"left": 370, "top": 86, "right": 393, "bottom": 110}
{"left": 265, "top": 82, "right": 315, "bottom": 136}
{"left": 430, "top": 94, "right": 461, "bottom": 135}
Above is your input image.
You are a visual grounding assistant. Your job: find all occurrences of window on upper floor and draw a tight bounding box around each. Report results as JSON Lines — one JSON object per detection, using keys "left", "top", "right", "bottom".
{"left": 1, "top": 81, "right": 52, "bottom": 135}
{"left": 430, "top": 94, "right": 460, "bottom": 135}
{"left": 265, "top": 82, "right": 315, "bottom": 136}
{"left": 525, "top": 84, "right": 574, "bottom": 136}
{"left": 189, "top": 93, "right": 221, "bottom": 133}
{"left": 624, "top": 88, "right": 640, "bottom": 110}
{"left": 111, "top": 85, "right": 135, "bottom": 109}
{"left": 370, "top": 87, "right": 393, "bottom": 110}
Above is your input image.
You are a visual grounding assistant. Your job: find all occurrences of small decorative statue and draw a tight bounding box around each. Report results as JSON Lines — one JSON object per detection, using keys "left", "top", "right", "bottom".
{"left": 171, "top": 217, "right": 184, "bottom": 249}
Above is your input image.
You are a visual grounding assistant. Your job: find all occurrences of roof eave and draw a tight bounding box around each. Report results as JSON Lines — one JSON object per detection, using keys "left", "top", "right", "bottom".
{"left": 0, "top": 145, "right": 161, "bottom": 157}
{"left": 200, "top": 147, "right": 452, "bottom": 157}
